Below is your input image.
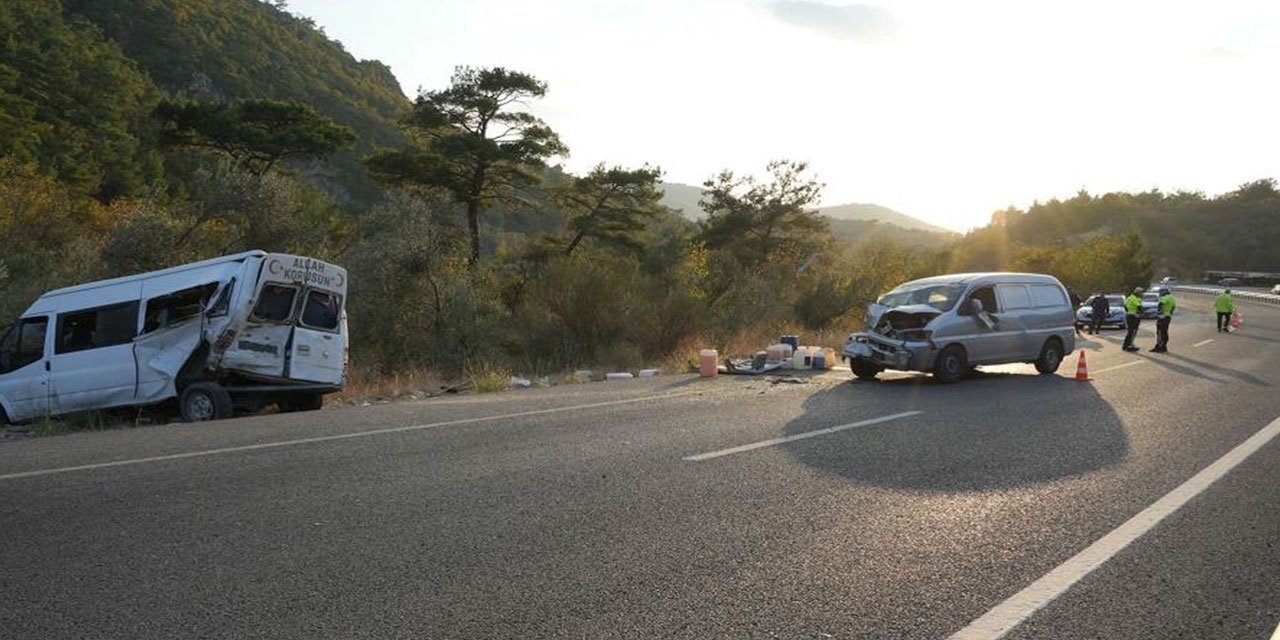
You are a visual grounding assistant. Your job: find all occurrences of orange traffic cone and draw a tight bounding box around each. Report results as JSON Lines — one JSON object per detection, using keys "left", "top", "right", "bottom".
{"left": 1074, "top": 350, "right": 1091, "bottom": 381}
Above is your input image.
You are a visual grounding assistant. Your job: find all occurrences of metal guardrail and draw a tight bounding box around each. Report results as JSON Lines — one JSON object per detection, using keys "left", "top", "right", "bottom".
{"left": 1173, "top": 285, "right": 1280, "bottom": 306}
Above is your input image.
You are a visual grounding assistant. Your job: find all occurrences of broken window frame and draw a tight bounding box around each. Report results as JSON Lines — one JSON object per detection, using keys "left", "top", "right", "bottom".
{"left": 249, "top": 284, "right": 300, "bottom": 325}
{"left": 298, "top": 289, "right": 342, "bottom": 332}
{"left": 143, "top": 282, "right": 219, "bottom": 335}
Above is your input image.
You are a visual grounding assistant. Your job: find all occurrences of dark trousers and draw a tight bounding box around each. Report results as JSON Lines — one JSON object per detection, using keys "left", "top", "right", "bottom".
{"left": 1154, "top": 317, "right": 1171, "bottom": 351}
{"left": 1217, "top": 311, "right": 1231, "bottom": 331}
{"left": 1123, "top": 314, "right": 1140, "bottom": 348}
{"left": 1090, "top": 315, "right": 1105, "bottom": 334}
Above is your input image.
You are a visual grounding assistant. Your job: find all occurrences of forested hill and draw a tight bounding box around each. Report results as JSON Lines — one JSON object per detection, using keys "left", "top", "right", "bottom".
{"left": 981, "top": 181, "right": 1280, "bottom": 276}
{"left": 2, "top": 0, "right": 408, "bottom": 206}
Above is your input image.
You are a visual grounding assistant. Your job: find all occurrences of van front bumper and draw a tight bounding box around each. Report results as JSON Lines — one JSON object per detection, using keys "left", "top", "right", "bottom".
{"left": 841, "top": 333, "right": 935, "bottom": 372}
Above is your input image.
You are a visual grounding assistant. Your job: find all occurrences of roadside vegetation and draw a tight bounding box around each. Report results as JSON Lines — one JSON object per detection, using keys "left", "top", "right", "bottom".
{"left": 2, "top": 0, "right": 1278, "bottom": 416}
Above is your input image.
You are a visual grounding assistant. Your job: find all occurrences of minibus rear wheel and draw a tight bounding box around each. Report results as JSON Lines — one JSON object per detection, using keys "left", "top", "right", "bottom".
{"left": 179, "top": 382, "right": 233, "bottom": 422}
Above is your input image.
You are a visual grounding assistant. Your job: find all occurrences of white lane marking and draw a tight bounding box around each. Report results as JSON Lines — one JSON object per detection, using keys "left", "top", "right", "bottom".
{"left": 1089, "top": 360, "right": 1145, "bottom": 375}
{"left": 0, "top": 391, "right": 702, "bottom": 482}
{"left": 1192, "top": 339, "right": 1214, "bottom": 348}
{"left": 683, "top": 411, "right": 922, "bottom": 462}
{"left": 949, "top": 413, "right": 1280, "bottom": 640}
{"left": 1270, "top": 619, "right": 1280, "bottom": 640}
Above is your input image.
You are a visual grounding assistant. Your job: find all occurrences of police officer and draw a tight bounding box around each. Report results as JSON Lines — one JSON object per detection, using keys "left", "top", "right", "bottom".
{"left": 1150, "top": 287, "right": 1176, "bottom": 353}
{"left": 1122, "top": 287, "right": 1143, "bottom": 351}
{"left": 1214, "top": 289, "right": 1234, "bottom": 333}
{"left": 1089, "top": 291, "right": 1110, "bottom": 335}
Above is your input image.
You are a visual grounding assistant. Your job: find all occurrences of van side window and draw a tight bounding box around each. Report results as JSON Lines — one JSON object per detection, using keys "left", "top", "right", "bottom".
{"left": 0, "top": 316, "right": 48, "bottom": 372}
{"left": 251, "top": 284, "right": 298, "bottom": 324}
{"left": 1030, "top": 285, "right": 1067, "bottom": 307}
{"left": 997, "top": 284, "right": 1032, "bottom": 310}
{"left": 56, "top": 302, "right": 139, "bottom": 355}
{"left": 300, "top": 290, "right": 342, "bottom": 331}
{"left": 969, "top": 286, "right": 998, "bottom": 313}
{"left": 144, "top": 282, "right": 218, "bottom": 333}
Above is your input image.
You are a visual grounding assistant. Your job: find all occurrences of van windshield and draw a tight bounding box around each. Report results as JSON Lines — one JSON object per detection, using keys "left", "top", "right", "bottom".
{"left": 877, "top": 284, "right": 966, "bottom": 312}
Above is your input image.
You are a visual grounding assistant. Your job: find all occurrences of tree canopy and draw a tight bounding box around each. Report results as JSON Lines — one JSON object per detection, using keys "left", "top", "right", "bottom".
{"left": 367, "top": 66, "right": 567, "bottom": 266}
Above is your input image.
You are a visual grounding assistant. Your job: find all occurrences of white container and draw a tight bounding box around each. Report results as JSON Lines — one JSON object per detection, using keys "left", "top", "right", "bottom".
{"left": 638, "top": 369, "right": 660, "bottom": 377}
{"left": 606, "top": 372, "right": 634, "bottom": 381}
{"left": 792, "top": 346, "right": 812, "bottom": 370}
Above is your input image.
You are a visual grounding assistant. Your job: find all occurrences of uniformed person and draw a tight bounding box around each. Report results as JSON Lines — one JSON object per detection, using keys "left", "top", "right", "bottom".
{"left": 1122, "top": 287, "right": 1143, "bottom": 352}
{"left": 1214, "top": 289, "right": 1234, "bottom": 333}
{"left": 1150, "top": 287, "right": 1176, "bottom": 353}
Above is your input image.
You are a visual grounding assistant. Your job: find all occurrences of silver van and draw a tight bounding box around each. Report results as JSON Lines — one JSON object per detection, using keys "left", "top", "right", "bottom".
{"left": 841, "top": 272, "right": 1077, "bottom": 382}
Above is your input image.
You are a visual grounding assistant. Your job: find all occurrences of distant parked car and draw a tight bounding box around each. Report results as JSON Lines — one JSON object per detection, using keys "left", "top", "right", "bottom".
{"left": 1219, "top": 277, "right": 1241, "bottom": 286}
{"left": 1076, "top": 294, "right": 1127, "bottom": 329}
{"left": 1160, "top": 276, "right": 1178, "bottom": 286}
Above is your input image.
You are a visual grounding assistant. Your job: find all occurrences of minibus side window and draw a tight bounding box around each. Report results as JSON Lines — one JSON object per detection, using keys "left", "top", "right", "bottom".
{"left": 250, "top": 284, "right": 298, "bottom": 324}
{"left": 0, "top": 317, "right": 48, "bottom": 373}
{"left": 56, "top": 302, "right": 140, "bottom": 354}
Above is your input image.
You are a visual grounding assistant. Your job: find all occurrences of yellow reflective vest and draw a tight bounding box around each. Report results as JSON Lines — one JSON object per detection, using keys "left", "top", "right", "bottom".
{"left": 1124, "top": 294, "right": 1141, "bottom": 315}
{"left": 1214, "top": 293, "right": 1234, "bottom": 312}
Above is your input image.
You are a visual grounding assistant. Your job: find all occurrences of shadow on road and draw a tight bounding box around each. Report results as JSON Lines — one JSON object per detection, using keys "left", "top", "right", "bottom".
{"left": 1146, "top": 352, "right": 1270, "bottom": 386}
{"left": 780, "top": 371, "right": 1129, "bottom": 493}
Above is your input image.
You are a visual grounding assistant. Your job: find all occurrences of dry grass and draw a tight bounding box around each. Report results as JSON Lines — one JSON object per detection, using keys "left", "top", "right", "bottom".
{"left": 330, "top": 366, "right": 451, "bottom": 405}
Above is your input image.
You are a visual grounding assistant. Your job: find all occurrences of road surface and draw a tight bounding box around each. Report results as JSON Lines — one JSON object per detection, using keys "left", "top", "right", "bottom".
{"left": 3, "top": 296, "right": 1279, "bottom": 639}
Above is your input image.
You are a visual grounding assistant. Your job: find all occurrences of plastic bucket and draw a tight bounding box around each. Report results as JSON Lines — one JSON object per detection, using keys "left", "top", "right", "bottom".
{"left": 699, "top": 349, "right": 719, "bottom": 377}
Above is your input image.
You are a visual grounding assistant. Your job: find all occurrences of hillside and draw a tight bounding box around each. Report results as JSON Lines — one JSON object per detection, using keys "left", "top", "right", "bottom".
{"left": 60, "top": 0, "right": 410, "bottom": 206}
{"left": 819, "top": 202, "right": 953, "bottom": 234}
{"left": 660, "top": 182, "right": 957, "bottom": 247}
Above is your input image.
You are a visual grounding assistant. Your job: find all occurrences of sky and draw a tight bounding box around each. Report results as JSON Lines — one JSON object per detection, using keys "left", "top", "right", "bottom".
{"left": 286, "top": 0, "right": 1280, "bottom": 232}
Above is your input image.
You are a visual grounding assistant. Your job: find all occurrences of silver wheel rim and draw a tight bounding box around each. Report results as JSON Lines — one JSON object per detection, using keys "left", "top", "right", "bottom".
{"left": 188, "top": 393, "right": 215, "bottom": 421}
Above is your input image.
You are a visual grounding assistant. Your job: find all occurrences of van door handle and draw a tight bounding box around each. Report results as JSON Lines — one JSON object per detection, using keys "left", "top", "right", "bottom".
{"left": 44, "top": 361, "right": 50, "bottom": 372}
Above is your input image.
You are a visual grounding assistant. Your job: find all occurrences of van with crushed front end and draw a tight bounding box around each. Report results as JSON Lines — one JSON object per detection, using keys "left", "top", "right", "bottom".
{"left": 0, "top": 250, "right": 348, "bottom": 424}
{"left": 841, "top": 272, "right": 1076, "bottom": 382}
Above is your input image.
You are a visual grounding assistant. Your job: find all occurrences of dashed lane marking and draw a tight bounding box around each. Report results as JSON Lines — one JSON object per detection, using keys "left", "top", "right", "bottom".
{"left": 683, "top": 411, "right": 922, "bottom": 461}
{"left": 949, "top": 413, "right": 1280, "bottom": 640}
{"left": 1192, "top": 339, "right": 1214, "bottom": 348}
{"left": 1088, "top": 360, "right": 1146, "bottom": 375}
{"left": 0, "top": 391, "right": 703, "bottom": 482}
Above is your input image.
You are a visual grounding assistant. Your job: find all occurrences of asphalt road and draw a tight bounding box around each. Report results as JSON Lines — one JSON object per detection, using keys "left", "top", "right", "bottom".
{"left": 3, "top": 296, "right": 1279, "bottom": 639}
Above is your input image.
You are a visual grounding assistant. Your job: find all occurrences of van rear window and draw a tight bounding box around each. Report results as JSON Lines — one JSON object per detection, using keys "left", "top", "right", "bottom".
{"left": 300, "top": 290, "right": 342, "bottom": 331}
{"left": 251, "top": 284, "right": 298, "bottom": 323}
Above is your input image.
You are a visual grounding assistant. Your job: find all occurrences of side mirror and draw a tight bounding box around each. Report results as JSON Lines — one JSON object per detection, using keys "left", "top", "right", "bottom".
{"left": 971, "top": 299, "right": 985, "bottom": 314}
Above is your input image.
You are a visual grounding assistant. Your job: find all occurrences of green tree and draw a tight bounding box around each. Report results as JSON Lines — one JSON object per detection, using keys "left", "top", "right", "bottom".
{"left": 697, "top": 160, "right": 828, "bottom": 267}
{"left": 554, "top": 164, "right": 664, "bottom": 256}
{"left": 154, "top": 98, "right": 356, "bottom": 175}
{"left": 366, "top": 66, "right": 567, "bottom": 267}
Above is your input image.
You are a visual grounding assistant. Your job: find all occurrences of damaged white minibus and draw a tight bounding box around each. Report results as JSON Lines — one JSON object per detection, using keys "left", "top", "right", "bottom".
{"left": 0, "top": 251, "right": 347, "bottom": 423}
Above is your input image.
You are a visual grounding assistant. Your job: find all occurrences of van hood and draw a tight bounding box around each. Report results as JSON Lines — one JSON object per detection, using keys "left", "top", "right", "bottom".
{"left": 865, "top": 303, "right": 942, "bottom": 340}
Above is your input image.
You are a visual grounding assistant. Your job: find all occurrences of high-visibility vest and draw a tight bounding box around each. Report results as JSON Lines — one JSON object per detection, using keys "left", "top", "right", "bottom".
{"left": 1159, "top": 293, "right": 1176, "bottom": 317}
{"left": 1124, "top": 294, "right": 1141, "bottom": 315}
{"left": 1214, "top": 293, "right": 1233, "bottom": 312}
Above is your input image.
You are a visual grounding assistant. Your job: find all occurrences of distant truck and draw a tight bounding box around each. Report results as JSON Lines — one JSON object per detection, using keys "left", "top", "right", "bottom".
{"left": 0, "top": 251, "right": 348, "bottom": 424}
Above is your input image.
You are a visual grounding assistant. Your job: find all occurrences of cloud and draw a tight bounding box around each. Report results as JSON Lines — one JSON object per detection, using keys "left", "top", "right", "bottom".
{"left": 768, "top": 1, "right": 900, "bottom": 42}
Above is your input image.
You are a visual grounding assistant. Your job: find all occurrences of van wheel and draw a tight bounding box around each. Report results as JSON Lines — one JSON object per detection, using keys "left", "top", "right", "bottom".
{"left": 1035, "top": 338, "right": 1064, "bottom": 374}
{"left": 179, "top": 382, "right": 233, "bottom": 422}
{"left": 933, "top": 346, "right": 967, "bottom": 383}
{"left": 851, "top": 358, "right": 882, "bottom": 381}
{"left": 279, "top": 393, "right": 324, "bottom": 413}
